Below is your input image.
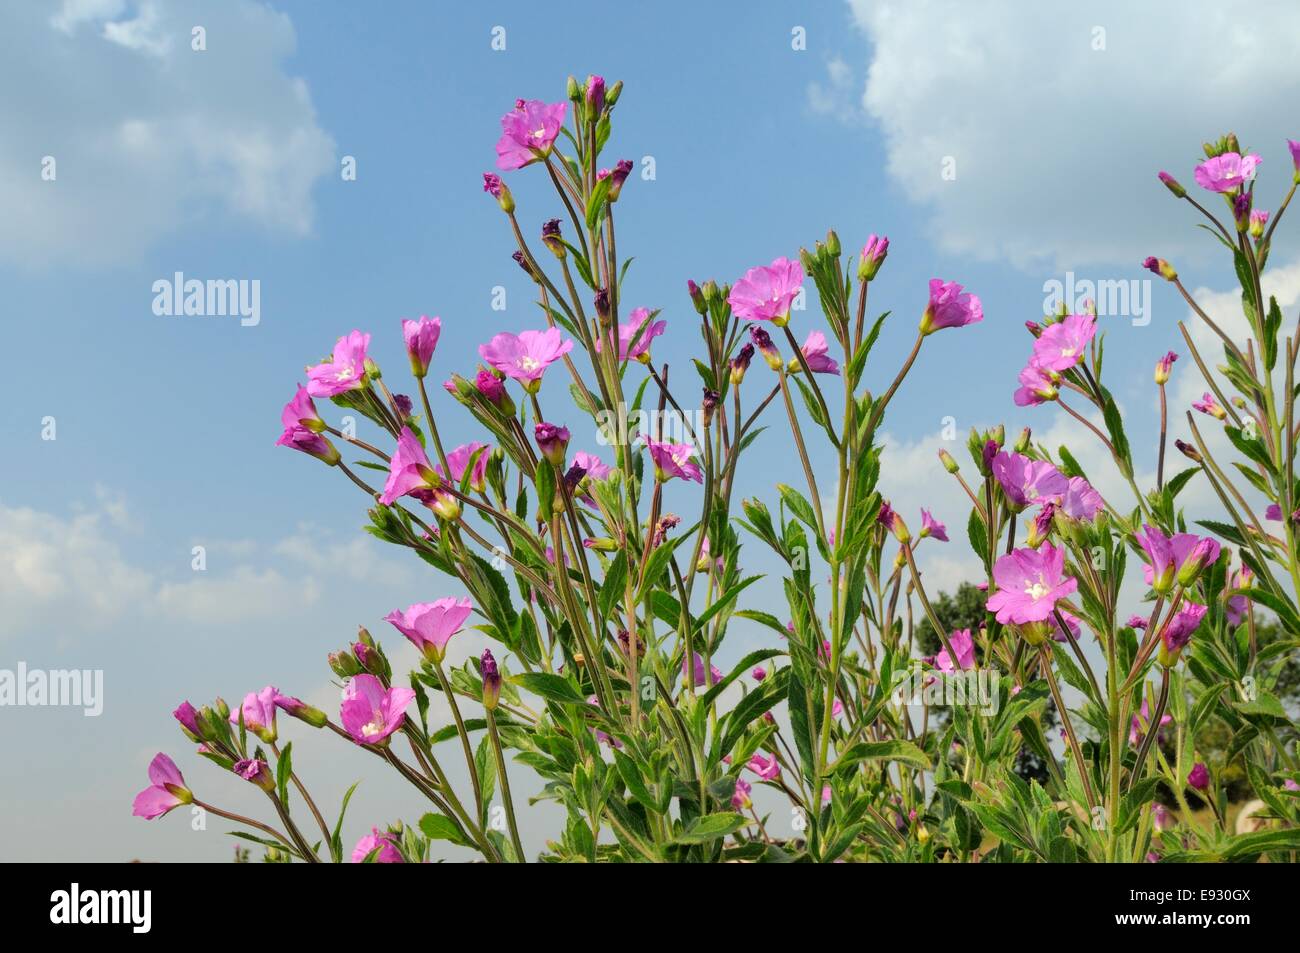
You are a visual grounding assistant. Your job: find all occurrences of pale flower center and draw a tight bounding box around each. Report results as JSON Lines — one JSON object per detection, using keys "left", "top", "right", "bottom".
{"left": 1024, "top": 579, "right": 1051, "bottom": 601}
{"left": 518, "top": 356, "right": 541, "bottom": 372}
{"left": 335, "top": 363, "right": 355, "bottom": 381}
{"left": 361, "top": 717, "right": 385, "bottom": 738}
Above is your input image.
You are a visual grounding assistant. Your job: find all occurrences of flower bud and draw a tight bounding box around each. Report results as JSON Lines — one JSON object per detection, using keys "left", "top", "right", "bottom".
{"left": 604, "top": 159, "right": 632, "bottom": 201}
{"left": 482, "top": 173, "right": 514, "bottom": 214}
{"left": 878, "top": 501, "right": 910, "bottom": 543}
{"left": 730, "top": 343, "right": 755, "bottom": 385}
{"left": 1176, "top": 537, "right": 1219, "bottom": 587}
{"left": 1249, "top": 208, "right": 1269, "bottom": 240}
{"left": 1154, "top": 350, "right": 1177, "bottom": 385}
{"left": 702, "top": 388, "right": 720, "bottom": 427}
{"left": 858, "top": 234, "right": 889, "bottom": 281}
{"left": 329, "top": 650, "right": 362, "bottom": 679}
{"left": 1142, "top": 257, "right": 1177, "bottom": 282}
{"left": 585, "top": 74, "right": 605, "bottom": 115}
{"left": 750, "top": 326, "right": 782, "bottom": 370}
{"left": 1013, "top": 427, "right": 1031, "bottom": 453}
{"left": 541, "top": 218, "right": 565, "bottom": 258}
{"left": 1157, "top": 171, "right": 1186, "bottom": 198}
{"left": 275, "top": 694, "right": 328, "bottom": 729}
{"left": 235, "top": 757, "right": 276, "bottom": 793}
{"left": 938, "top": 448, "right": 959, "bottom": 473}
{"left": 687, "top": 279, "right": 706, "bottom": 314}
{"left": 535, "top": 422, "right": 570, "bottom": 467}
{"left": 605, "top": 80, "right": 623, "bottom": 106}
{"left": 1174, "top": 439, "right": 1202, "bottom": 463}
{"left": 566, "top": 75, "right": 581, "bottom": 101}
{"left": 825, "top": 229, "right": 841, "bottom": 257}
{"left": 480, "top": 649, "right": 501, "bottom": 711}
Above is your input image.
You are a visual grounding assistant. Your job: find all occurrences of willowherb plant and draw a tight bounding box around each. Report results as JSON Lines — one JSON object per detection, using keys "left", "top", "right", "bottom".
{"left": 135, "top": 79, "right": 1300, "bottom": 863}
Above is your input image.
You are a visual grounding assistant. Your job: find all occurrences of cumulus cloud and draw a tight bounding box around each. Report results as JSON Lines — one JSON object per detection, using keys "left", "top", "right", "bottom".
{"left": 839, "top": 0, "right": 1300, "bottom": 270}
{"left": 1, "top": 0, "right": 335, "bottom": 268}
{"left": 0, "top": 499, "right": 154, "bottom": 638}
{"left": 0, "top": 495, "right": 421, "bottom": 638}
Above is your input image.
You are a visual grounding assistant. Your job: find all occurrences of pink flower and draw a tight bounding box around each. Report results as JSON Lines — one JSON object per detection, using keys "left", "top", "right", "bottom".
{"left": 797, "top": 330, "right": 839, "bottom": 375}
{"left": 352, "top": 828, "right": 404, "bottom": 863}
{"left": 276, "top": 425, "right": 339, "bottom": 465}
{"left": 919, "top": 509, "right": 948, "bottom": 542}
{"left": 728, "top": 256, "right": 804, "bottom": 326}
{"left": 732, "top": 778, "right": 753, "bottom": 810}
{"left": 478, "top": 328, "right": 574, "bottom": 393}
{"left": 281, "top": 385, "right": 325, "bottom": 433}
{"left": 1192, "top": 392, "right": 1226, "bottom": 420}
{"left": 1226, "top": 567, "right": 1253, "bottom": 626}
{"left": 1013, "top": 361, "right": 1058, "bottom": 407}
{"left": 751, "top": 666, "right": 767, "bottom": 682}
{"left": 598, "top": 158, "right": 634, "bottom": 201}
{"left": 384, "top": 597, "right": 474, "bottom": 663}
{"left": 683, "top": 652, "right": 722, "bottom": 687}
{"left": 1130, "top": 699, "right": 1173, "bottom": 746}
{"left": 986, "top": 543, "right": 1078, "bottom": 626}
{"left": 1136, "top": 526, "right": 1220, "bottom": 593}
{"left": 747, "top": 752, "right": 781, "bottom": 781}
{"left": 495, "top": 99, "right": 567, "bottom": 171}
{"left": 380, "top": 427, "right": 439, "bottom": 505}
{"left": 933, "top": 628, "right": 976, "bottom": 672}
{"left": 1050, "top": 610, "right": 1081, "bottom": 643}
{"left": 229, "top": 686, "right": 279, "bottom": 743}
{"left": 1059, "top": 476, "right": 1104, "bottom": 521}
{"left": 571, "top": 451, "right": 612, "bottom": 484}
{"left": 1032, "top": 314, "right": 1096, "bottom": 372}
{"left": 596, "top": 307, "right": 667, "bottom": 363}
{"left": 1193, "top": 152, "right": 1260, "bottom": 193}
{"left": 919, "top": 279, "right": 983, "bottom": 335}
{"left": 438, "top": 441, "right": 491, "bottom": 493}
{"left": 992, "top": 451, "right": 1067, "bottom": 512}
{"left": 402, "top": 316, "right": 442, "bottom": 378}
{"left": 306, "top": 330, "right": 370, "bottom": 397}
{"left": 645, "top": 438, "right": 703, "bottom": 483}
{"left": 340, "top": 674, "right": 415, "bottom": 745}
{"left": 132, "top": 753, "right": 192, "bottom": 820}
{"left": 1159, "top": 602, "right": 1207, "bottom": 664}
{"left": 1187, "top": 762, "right": 1210, "bottom": 791}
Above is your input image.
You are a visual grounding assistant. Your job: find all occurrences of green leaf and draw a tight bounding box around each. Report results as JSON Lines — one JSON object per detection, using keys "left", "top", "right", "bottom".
{"left": 419, "top": 812, "right": 469, "bottom": 847}
{"left": 833, "top": 739, "right": 931, "bottom": 772}
{"left": 513, "top": 672, "right": 588, "bottom": 706}
{"left": 330, "top": 781, "right": 361, "bottom": 863}
{"left": 674, "top": 812, "right": 745, "bottom": 844}
{"left": 275, "top": 741, "right": 293, "bottom": 805}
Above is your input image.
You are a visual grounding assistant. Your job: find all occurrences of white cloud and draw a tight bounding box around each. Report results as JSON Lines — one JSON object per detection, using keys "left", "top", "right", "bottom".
{"left": 840, "top": 0, "right": 1300, "bottom": 270}
{"left": 153, "top": 566, "right": 319, "bottom": 624}
{"left": 0, "top": 499, "right": 154, "bottom": 638}
{"left": 0, "top": 494, "right": 424, "bottom": 638}
{"left": 806, "top": 56, "right": 861, "bottom": 122}
{"left": 2, "top": 0, "right": 335, "bottom": 268}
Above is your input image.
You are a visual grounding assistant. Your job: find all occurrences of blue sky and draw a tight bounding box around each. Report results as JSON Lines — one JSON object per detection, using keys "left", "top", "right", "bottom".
{"left": 3, "top": 0, "right": 1300, "bottom": 860}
